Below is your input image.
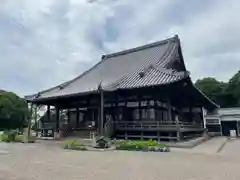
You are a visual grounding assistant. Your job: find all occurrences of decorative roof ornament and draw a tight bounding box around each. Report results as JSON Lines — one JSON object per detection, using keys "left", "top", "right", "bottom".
{"left": 184, "top": 71, "right": 190, "bottom": 76}
{"left": 97, "top": 81, "right": 103, "bottom": 91}
{"left": 59, "top": 85, "right": 64, "bottom": 90}
{"left": 35, "top": 92, "right": 41, "bottom": 99}
{"left": 139, "top": 71, "right": 145, "bottom": 78}
{"left": 148, "top": 64, "right": 154, "bottom": 69}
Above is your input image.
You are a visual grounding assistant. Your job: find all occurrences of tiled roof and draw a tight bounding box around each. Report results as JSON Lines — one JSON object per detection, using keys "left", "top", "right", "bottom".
{"left": 105, "top": 66, "right": 187, "bottom": 90}
{"left": 27, "top": 35, "right": 189, "bottom": 101}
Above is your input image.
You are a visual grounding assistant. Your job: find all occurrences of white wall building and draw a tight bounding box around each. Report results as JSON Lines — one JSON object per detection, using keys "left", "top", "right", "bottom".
{"left": 204, "top": 107, "right": 240, "bottom": 136}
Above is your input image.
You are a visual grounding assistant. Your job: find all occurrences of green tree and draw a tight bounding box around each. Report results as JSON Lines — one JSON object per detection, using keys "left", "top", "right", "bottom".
{"left": 195, "top": 77, "right": 232, "bottom": 107}
{"left": 0, "top": 91, "right": 29, "bottom": 130}
{"left": 195, "top": 72, "right": 240, "bottom": 108}
{"left": 195, "top": 77, "right": 225, "bottom": 98}
{"left": 225, "top": 71, "right": 240, "bottom": 105}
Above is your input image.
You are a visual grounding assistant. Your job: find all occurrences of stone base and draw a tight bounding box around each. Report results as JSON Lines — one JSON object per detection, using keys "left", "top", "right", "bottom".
{"left": 23, "top": 136, "right": 36, "bottom": 143}
{"left": 54, "top": 132, "right": 61, "bottom": 140}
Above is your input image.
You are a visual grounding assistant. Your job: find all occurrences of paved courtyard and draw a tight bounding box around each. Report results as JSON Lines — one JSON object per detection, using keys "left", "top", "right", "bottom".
{"left": 1, "top": 138, "right": 240, "bottom": 180}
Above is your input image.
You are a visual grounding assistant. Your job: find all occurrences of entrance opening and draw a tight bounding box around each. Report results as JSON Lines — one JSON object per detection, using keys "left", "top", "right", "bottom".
{"left": 221, "top": 121, "right": 237, "bottom": 136}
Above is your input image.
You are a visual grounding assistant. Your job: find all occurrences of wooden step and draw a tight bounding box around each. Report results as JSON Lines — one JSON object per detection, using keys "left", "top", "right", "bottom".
{"left": 70, "top": 130, "right": 97, "bottom": 138}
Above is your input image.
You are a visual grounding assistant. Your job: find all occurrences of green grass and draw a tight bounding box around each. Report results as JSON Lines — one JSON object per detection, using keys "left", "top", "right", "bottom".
{"left": 0, "top": 131, "right": 25, "bottom": 143}
{"left": 62, "top": 139, "right": 87, "bottom": 148}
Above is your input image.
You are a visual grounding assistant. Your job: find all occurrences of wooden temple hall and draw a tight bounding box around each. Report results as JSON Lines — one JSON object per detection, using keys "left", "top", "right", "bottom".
{"left": 25, "top": 35, "right": 218, "bottom": 141}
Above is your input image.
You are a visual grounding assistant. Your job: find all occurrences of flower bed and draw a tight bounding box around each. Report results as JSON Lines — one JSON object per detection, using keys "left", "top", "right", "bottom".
{"left": 112, "top": 139, "right": 170, "bottom": 152}
{"left": 62, "top": 138, "right": 170, "bottom": 152}
{"left": 63, "top": 139, "right": 87, "bottom": 151}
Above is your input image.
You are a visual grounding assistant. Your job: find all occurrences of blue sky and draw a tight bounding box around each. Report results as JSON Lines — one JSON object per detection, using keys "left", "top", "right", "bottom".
{"left": 0, "top": 0, "right": 239, "bottom": 96}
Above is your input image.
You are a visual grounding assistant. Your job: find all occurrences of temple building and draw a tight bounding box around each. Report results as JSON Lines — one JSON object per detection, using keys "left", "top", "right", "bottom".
{"left": 25, "top": 35, "right": 218, "bottom": 141}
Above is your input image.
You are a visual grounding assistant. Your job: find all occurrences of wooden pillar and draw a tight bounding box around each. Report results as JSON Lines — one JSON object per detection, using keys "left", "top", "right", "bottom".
{"left": 175, "top": 115, "right": 181, "bottom": 141}
{"left": 115, "top": 94, "right": 119, "bottom": 122}
{"left": 236, "top": 121, "right": 239, "bottom": 137}
{"left": 56, "top": 107, "right": 60, "bottom": 132}
{"left": 189, "top": 105, "right": 193, "bottom": 123}
{"left": 27, "top": 103, "right": 33, "bottom": 139}
{"left": 67, "top": 109, "right": 70, "bottom": 124}
{"left": 154, "top": 100, "right": 158, "bottom": 121}
{"left": 100, "top": 90, "right": 104, "bottom": 135}
{"left": 47, "top": 105, "right": 51, "bottom": 122}
{"left": 76, "top": 107, "right": 79, "bottom": 128}
{"left": 113, "top": 94, "right": 119, "bottom": 133}
{"left": 138, "top": 95, "right": 142, "bottom": 120}
{"left": 34, "top": 104, "right": 38, "bottom": 136}
{"left": 167, "top": 99, "right": 172, "bottom": 121}
{"left": 46, "top": 105, "right": 51, "bottom": 137}
{"left": 199, "top": 106, "right": 204, "bottom": 127}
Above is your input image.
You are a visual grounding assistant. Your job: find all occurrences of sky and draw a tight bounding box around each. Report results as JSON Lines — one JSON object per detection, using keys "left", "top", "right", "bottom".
{"left": 0, "top": 0, "right": 239, "bottom": 96}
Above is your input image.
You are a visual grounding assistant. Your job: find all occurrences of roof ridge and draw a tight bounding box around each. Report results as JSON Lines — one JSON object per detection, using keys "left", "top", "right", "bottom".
{"left": 102, "top": 35, "right": 178, "bottom": 59}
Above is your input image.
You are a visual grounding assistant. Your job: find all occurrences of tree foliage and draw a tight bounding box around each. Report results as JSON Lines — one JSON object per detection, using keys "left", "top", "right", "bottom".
{"left": 0, "top": 91, "right": 29, "bottom": 130}
{"left": 226, "top": 71, "right": 240, "bottom": 104}
{"left": 195, "top": 71, "right": 240, "bottom": 108}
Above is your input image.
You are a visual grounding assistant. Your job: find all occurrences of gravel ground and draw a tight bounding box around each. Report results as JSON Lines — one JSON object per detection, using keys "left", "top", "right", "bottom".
{"left": 0, "top": 140, "right": 240, "bottom": 180}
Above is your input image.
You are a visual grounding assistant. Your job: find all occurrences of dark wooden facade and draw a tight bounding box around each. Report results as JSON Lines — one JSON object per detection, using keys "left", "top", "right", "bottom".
{"left": 31, "top": 79, "right": 207, "bottom": 141}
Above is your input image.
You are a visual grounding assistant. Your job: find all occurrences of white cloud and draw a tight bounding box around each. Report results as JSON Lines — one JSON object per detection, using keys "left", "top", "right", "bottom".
{"left": 0, "top": 0, "right": 239, "bottom": 96}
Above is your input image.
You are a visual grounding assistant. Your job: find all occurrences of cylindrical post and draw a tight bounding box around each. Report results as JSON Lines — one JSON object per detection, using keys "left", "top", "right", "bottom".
{"left": 34, "top": 105, "right": 38, "bottom": 136}
{"left": 76, "top": 107, "right": 79, "bottom": 128}
{"left": 138, "top": 96, "right": 142, "bottom": 120}
{"left": 67, "top": 109, "right": 70, "bottom": 124}
{"left": 27, "top": 103, "right": 33, "bottom": 139}
{"left": 47, "top": 105, "right": 51, "bottom": 122}
{"left": 189, "top": 105, "right": 193, "bottom": 124}
{"left": 167, "top": 99, "right": 172, "bottom": 122}
{"left": 175, "top": 115, "right": 181, "bottom": 141}
{"left": 56, "top": 107, "right": 60, "bottom": 132}
{"left": 100, "top": 90, "right": 104, "bottom": 135}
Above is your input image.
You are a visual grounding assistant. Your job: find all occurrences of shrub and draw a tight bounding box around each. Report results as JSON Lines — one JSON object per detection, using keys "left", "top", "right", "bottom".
{"left": 0, "top": 134, "right": 9, "bottom": 142}
{"left": 95, "top": 136, "right": 109, "bottom": 148}
{"left": 15, "top": 135, "right": 24, "bottom": 142}
{"left": 147, "top": 139, "right": 158, "bottom": 146}
{"left": 113, "top": 139, "right": 169, "bottom": 152}
{"left": 63, "top": 139, "right": 87, "bottom": 150}
{"left": 0, "top": 130, "right": 17, "bottom": 142}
